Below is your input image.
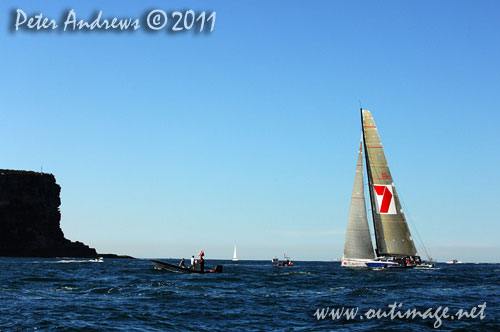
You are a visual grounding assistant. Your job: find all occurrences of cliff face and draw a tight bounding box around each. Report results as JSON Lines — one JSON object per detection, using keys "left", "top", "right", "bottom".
{"left": 0, "top": 170, "right": 97, "bottom": 258}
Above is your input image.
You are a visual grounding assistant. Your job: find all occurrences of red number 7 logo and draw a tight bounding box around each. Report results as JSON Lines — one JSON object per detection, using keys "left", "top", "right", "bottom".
{"left": 374, "top": 185, "right": 393, "bottom": 214}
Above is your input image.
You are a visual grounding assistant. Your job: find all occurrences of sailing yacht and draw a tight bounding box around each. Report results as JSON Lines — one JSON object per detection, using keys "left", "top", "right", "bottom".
{"left": 232, "top": 245, "right": 238, "bottom": 262}
{"left": 342, "top": 109, "right": 432, "bottom": 268}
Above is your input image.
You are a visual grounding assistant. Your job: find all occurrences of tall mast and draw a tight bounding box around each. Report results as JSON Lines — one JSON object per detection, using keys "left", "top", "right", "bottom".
{"left": 360, "top": 108, "right": 380, "bottom": 256}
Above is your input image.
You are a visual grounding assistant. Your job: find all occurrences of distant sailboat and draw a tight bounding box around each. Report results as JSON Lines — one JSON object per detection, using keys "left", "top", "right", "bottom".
{"left": 342, "top": 109, "right": 433, "bottom": 268}
{"left": 232, "top": 245, "right": 238, "bottom": 262}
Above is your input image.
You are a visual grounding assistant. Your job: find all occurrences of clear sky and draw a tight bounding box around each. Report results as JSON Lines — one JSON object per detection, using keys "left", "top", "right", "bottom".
{"left": 1, "top": 1, "right": 499, "bottom": 262}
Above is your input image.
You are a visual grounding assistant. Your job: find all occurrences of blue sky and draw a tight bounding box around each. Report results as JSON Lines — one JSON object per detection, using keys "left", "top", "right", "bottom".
{"left": 1, "top": 1, "right": 499, "bottom": 262}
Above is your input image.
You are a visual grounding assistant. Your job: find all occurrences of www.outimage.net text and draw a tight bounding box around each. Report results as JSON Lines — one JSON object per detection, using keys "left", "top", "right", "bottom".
{"left": 314, "top": 302, "right": 487, "bottom": 328}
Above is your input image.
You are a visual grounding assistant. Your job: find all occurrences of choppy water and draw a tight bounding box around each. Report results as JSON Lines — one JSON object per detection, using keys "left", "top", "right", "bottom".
{"left": 0, "top": 258, "right": 498, "bottom": 331}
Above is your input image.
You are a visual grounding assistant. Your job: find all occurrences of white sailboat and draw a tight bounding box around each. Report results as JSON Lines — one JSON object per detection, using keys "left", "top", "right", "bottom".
{"left": 342, "top": 109, "right": 433, "bottom": 268}
{"left": 232, "top": 245, "right": 238, "bottom": 262}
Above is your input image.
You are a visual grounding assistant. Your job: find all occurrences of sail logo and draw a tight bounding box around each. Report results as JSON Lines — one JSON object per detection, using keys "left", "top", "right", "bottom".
{"left": 373, "top": 185, "right": 396, "bottom": 214}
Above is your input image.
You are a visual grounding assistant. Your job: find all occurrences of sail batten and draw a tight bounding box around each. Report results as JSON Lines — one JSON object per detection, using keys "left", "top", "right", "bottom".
{"left": 361, "top": 109, "right": 417, "bottom": 257}
{"left": 343, "top": 141, "right": 375, "bottom": 260}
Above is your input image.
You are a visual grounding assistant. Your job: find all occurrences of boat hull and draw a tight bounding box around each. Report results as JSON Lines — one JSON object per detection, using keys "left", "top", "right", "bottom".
{"left": 365, "top": 261, "right": 400, "bottom": 268}
{"left": 151, "top": 260, "right": 222, "bottom": 274}
{"left": 341, "top": 258, "right": 398, "bottom": 268}
{"left": 276, "top": 262, "right": 294, "bottom": 266}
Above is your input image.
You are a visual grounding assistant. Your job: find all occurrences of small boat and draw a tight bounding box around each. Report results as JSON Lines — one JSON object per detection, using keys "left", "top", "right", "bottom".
{"left": 446, "top": 259, "right": 462, "bottom": 264}
{"left": 232, "top": 245, "right": 238, "bottom": 262}
{"left": 341, "top": 109, "right": 434, "bottom": 269}
{"left": 151, "top": 259, "right": 223, "bottom": 274}
{"left": 276, "top": 254, "right": 294, "bottom": 266}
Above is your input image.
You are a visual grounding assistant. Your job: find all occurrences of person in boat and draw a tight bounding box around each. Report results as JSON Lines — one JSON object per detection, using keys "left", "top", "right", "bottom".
{"left": 179, "top": 258, "right": 185, "bottom": 268}
{"left": 200, "top": 256, "right": 205, "bottom": 272}
{"left": 199, "top": 250, "right": 205, "bottom": 273}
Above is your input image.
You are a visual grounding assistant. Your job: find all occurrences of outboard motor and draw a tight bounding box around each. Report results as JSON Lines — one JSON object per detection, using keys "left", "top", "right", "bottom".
{"left": 214, "top": 265, "right": 223, "bottom": 273}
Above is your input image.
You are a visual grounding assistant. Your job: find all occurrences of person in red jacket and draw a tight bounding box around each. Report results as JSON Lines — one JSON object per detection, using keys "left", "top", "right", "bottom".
{"left": 199, "top": 250, "right": 205, "bottom": 272}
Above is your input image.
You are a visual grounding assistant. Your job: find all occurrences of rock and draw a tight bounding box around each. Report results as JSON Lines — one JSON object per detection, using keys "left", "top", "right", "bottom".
{"left": 0, "top": 169, "right": 97, "bottom": 258}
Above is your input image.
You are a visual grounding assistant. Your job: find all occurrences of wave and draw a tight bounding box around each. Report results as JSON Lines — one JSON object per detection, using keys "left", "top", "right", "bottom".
{"left": 56, "top": 259, "right": 103, "bottom": 263}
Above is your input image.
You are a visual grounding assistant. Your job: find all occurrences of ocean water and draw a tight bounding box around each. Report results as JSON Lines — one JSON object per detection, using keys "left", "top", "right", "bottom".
{"left": 0, "top": 258, "right": 498, "bottom": 331}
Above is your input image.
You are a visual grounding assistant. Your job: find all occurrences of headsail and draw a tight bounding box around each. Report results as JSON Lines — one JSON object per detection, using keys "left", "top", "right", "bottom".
{"left": 361, "top": 109, "right": 417, "bottom": 257}
{"left": 343, "top": 140, "right": 375, "bottom": 260}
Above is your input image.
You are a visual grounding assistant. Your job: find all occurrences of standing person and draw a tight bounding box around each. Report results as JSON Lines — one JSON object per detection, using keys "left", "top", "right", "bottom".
{"left": 199, "top": 256, "right": 205, "bottom": 273}
{"left": 199, "top": 250, "right": 205, "bottom": 273}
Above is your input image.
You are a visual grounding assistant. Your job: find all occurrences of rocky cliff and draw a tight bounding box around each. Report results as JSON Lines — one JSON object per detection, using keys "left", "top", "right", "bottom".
{"left": 0, "top": 169, "right": 97, "bottom": 258}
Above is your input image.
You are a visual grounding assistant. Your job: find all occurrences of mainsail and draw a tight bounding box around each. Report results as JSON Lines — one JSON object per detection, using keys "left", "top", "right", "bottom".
{"left": 361, "top": 109, "right": 417, "bottom": 257}
{"left": 343, "top": 141, "right": 375, "bottom": 260}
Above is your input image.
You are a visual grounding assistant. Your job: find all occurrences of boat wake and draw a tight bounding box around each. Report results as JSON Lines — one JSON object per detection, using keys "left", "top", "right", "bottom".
{"left": 57, "top": 259, "right": 103, "bottom": 263}
{"left": 415, "top": 266, "right": 440, "bottom": 270}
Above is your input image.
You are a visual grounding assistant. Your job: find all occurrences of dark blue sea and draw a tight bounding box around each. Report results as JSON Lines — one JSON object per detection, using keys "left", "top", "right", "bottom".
{"left": 0, "top": 258, "right": 498, "bottom": 331}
